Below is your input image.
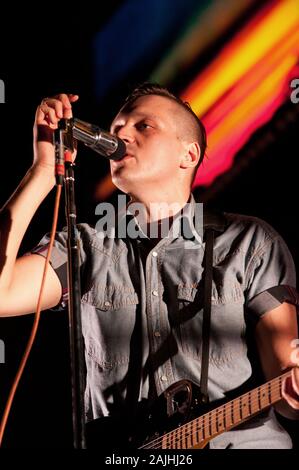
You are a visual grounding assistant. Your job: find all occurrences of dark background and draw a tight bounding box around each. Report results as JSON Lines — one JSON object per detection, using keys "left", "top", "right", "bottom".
{"left": 0, "top": 2, "right": 298, "bottom": 449}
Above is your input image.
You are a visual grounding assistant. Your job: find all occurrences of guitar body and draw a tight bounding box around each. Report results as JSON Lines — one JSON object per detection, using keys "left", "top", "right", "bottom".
{"left": 132, "top": 380, "right": 211, "bottom": 449}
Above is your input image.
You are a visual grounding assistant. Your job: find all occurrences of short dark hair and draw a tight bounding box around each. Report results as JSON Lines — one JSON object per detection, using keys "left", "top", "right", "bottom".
{"left": 122, "top": 83, "right": 207, "bottom": 183}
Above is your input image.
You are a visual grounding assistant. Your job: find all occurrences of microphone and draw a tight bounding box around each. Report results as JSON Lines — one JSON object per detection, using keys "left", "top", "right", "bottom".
{"left": 68, "top": 118, "right": 126, "bottom": 161}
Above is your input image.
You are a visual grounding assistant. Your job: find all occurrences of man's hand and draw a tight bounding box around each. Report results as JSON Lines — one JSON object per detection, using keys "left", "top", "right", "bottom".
{"left": 33, "top": 93, "right": 79, "bottom": 176}
{"left": 282, "top": 367, "right": 299, "bottom": 411}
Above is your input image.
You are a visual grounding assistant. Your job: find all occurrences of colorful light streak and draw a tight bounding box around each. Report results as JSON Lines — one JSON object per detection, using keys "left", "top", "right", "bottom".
{"left": 94, "top": 0, "right": 299, "bottom": 199}
{"left": 185, "top": 0, "right": 299, "bottom": 186}
{"left": 182, "top": 0, "right": 299, "bottom": 116}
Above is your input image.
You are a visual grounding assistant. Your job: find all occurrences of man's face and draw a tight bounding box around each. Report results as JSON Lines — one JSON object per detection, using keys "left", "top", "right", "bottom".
{"left": 110, "top": 95, "right": 188, "bottom": 196}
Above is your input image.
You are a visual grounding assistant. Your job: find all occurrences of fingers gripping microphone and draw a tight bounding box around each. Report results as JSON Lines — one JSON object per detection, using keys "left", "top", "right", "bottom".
{"left": 61, "top": 118, "right": 127, "bottom": 161}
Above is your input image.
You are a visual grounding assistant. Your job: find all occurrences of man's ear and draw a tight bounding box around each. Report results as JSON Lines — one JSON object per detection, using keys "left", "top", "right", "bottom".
{"left": 180, "top": 142, "right": 201, "bottom": 169}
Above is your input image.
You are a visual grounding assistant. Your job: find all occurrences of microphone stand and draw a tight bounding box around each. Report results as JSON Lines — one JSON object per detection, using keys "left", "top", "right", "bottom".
{"left": 54, "top": 123, "right": 86, "bottom": 449}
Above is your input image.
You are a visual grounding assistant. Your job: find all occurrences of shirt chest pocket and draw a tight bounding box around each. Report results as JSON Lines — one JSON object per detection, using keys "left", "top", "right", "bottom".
{"left": 175, "top": 281, "right": 245, "bottom": 360}
{"left": 81, "top": 286, "right": 140, "bottom": 368}
{"left": 211, "top": 280, "right": 244, "bottom": 305}
{"left": 175, "top": 284, "right": 203, "bottom": 358}
{"left": 82, "top": 285, "right": 139, "bottom": 311}
{"left": 176, "top": 284, "right": 202, "bottom": 319}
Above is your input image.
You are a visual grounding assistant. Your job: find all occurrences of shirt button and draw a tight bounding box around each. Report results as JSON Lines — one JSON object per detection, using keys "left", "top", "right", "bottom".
{"left": 160, "top": 375, "right": 168, "bottom": 382}
{"left": 154, "top": 331, "right": 161, "bottom": 337}
{"left": 152, "top": 290, "right": 158, "bottom": 296}
{"left": 152, "top": 251, "right": 158, "bottom": 257}
{"left": 104, "top": 301, "right": 111, "bottom": 307}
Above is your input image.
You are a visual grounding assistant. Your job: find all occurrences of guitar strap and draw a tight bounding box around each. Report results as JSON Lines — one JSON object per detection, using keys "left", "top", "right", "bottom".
{"left": 200, "top": 227, "right": 215, "bottom": 404}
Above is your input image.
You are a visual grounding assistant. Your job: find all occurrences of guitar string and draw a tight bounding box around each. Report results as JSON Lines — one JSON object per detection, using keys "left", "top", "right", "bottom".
{"left": 138, "top": 376, "right": 288, "bottom": 449}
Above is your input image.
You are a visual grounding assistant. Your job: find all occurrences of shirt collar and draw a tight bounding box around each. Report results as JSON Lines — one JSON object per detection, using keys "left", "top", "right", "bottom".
{"left": 114, "top": 193, "right": 227, "bottom": 242}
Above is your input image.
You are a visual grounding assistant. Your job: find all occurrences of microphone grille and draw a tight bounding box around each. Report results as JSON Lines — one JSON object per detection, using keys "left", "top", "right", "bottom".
{"left": 110, "top": 138, "right": 127, "bottom": 161}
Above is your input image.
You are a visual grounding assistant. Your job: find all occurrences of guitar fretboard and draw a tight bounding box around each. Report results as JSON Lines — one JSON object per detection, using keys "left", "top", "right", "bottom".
{"left": 141, "top": 371, "right": 290, "bottom": 449}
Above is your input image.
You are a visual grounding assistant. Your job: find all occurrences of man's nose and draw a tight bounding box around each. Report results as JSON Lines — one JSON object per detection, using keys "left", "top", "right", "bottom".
{"left": 116, "top": 125, "right": 135, "bottom": 144}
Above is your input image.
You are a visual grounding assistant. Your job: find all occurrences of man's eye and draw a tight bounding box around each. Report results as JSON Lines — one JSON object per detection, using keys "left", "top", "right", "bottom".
{"left": 138, "top": 122, "right": 151, "bottom": 130}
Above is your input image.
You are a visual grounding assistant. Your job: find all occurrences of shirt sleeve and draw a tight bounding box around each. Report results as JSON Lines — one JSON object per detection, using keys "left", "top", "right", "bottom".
{"left": 30, "top": 228, "right": 69, "bottom": 309}
{"left": 245, "top": 231, "right": 299, "bottom": 320}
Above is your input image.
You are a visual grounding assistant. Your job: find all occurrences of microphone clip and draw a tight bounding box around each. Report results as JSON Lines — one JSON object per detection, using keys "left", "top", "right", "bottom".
{"left": 58, "top": 118, "right": 76, "bottom": 153}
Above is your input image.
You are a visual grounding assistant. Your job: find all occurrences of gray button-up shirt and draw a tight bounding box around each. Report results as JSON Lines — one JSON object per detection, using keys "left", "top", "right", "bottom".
{"left": 32, "top": 194, "right": 297, "bottom": 448}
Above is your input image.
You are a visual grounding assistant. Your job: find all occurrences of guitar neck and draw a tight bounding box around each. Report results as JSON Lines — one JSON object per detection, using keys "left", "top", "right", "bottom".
{"left": 161, "top": 371, "right": 291, "bottom": 449}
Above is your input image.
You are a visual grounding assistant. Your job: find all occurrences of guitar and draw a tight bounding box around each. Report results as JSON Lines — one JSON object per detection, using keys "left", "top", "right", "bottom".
{"left": 135, "top": 370, "right": 290, "bottom": 449}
